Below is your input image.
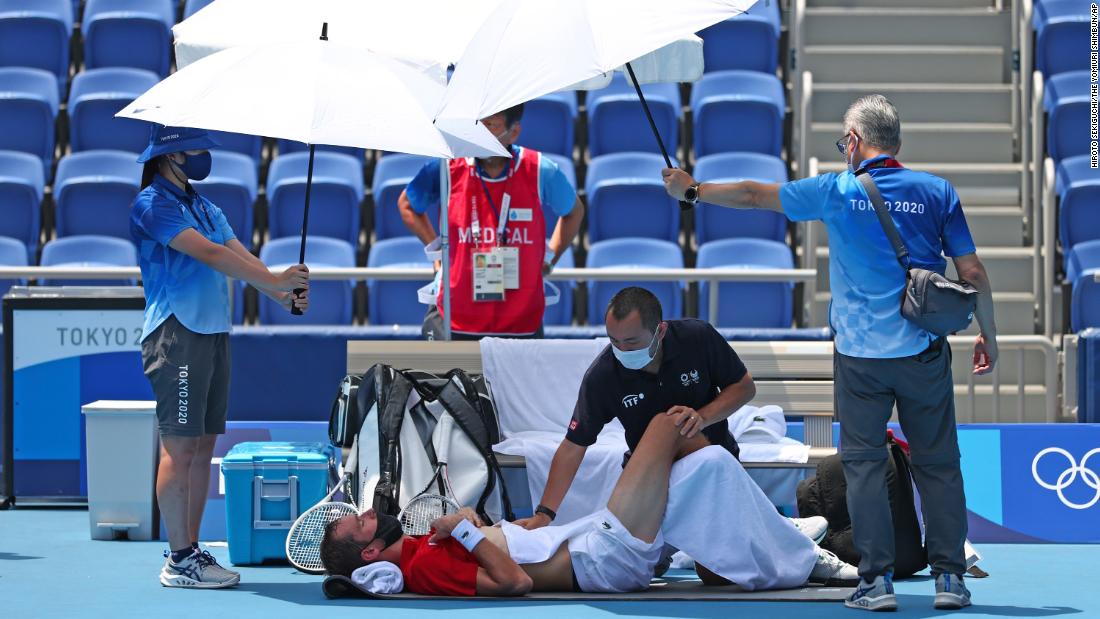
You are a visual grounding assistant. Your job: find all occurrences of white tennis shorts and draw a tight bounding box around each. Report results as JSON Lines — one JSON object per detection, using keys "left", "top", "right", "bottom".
{"left": 568, "top": 508, "right": 663, "bottom": 593}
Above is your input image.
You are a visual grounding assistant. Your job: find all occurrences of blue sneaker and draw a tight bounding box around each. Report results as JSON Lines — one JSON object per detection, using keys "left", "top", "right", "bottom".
{"left": 844, "top": 572, "right": 897, "bottom": 612}
{"left": 934, "top": 573, "right": 972, "bottom": 610}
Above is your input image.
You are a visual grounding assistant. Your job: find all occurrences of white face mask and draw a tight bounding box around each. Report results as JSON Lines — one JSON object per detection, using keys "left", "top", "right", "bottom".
{"left": 612, "top": 328, "right": 660, "bottom": 370}
{"left": 846, "top": 133, "right": 860, "bottom": 173}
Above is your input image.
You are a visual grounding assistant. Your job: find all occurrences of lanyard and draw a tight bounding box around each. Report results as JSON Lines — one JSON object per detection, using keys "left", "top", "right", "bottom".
{"left": 472, "top": 150, "right": 517, "bottom": 246}
{"left": 183, "top": 194, "right": 217, "bottom": 234}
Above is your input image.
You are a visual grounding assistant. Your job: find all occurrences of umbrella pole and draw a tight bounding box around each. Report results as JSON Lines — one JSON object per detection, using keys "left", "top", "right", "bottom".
{"left": 291, "top": 143, "right": 316, "bottom": 316}
{"left": 441, "top": 162, "right": 452, "bottom": 340}
{"left": 624, "top": 62, "right": 691, "bottom": 211}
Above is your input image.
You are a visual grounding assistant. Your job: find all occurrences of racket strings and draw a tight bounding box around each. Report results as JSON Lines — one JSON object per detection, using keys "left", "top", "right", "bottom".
{"left": 400, "top": 494, "right": 460, "bottom": 536}
{"left": 286, "top": 502, "right": 358, "bottom": 573}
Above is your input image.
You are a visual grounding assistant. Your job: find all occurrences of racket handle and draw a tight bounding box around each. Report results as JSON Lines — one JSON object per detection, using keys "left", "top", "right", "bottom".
{"left": 290, "top": 288, "right": 304, "bottom": 315}
{"left": 437, "top": 416, "right": 454, "bottom": 465}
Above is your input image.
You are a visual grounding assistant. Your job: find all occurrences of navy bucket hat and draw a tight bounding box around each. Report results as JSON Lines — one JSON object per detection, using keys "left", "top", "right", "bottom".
{"left": 137, "top": 125, "right": 220, "bottom": 163}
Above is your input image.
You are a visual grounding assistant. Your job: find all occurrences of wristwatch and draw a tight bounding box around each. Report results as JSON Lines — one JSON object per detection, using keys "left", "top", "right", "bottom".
{"left": 683, "top": 183, "right": 701, "bottom": 204}
{"left": 535, "top": 504, "right": 557, "bottom": 522}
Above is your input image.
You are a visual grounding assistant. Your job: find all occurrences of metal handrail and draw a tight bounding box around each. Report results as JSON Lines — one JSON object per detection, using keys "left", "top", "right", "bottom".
{"left": 1021, "top": 0, "right": 1034, "bottom": 238}
{"left": 1042, "top": 156, "right": 1057, "bottom": 337}
{"left": 1010, "top": 0, "right": 1020, "bottom": 158}
{"left": 1031, "top": 70, "right": 1045, "bottom": 245}
{"left": 799, "top": 71, "right": 813, "bottom": 179}
{"left": 0, "top": 266, "right": 817, "bottom": 283}
{"left": 949, "top": 334, "right": 1058, "bottom": 422}
{"left": 802, "top": 156, "right": 821, "bottom": 326}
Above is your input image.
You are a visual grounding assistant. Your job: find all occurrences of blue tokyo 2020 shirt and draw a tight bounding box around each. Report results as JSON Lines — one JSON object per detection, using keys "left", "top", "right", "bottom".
{"left": 131, "top": 174, "right": 237, "bottom": 341}
{"left": 405, "top": 146, "right": 578, "bottom": 218}
{"left": 780, "top": 155, "right": 976, "bottom": 359}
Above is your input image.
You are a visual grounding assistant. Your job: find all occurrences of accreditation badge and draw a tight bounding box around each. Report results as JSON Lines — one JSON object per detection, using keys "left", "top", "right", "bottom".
{"left": 500, "top": 246, "right": 520, "bottom": 290}
{"left": 472, "top": 249, "right": 505, "bottom": 301}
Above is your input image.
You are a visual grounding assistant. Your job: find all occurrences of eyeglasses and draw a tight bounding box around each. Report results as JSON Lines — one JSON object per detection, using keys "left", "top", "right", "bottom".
{"left": 836, "top": 132, "right": 861, "bottom": 154}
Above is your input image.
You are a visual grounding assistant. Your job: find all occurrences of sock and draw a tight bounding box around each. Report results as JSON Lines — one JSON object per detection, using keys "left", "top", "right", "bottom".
{"left": 170, "top": 547, "right": 194, "bottom": 563}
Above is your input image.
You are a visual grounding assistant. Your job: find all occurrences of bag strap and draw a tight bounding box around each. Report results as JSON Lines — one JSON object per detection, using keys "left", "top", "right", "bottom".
{"left": 856, "top": 169, "right": 911, "bottom": 271}
{"left": 436, "top": 377, "right": 515, "bottom": 522}
{"left": 373, "top": 368, "right": 415, "bottom": 516}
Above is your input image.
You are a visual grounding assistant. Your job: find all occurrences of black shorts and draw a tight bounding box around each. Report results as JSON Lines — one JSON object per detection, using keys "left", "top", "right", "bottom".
{"left": 141, "top": 315, "right": 230, "bottom": 437}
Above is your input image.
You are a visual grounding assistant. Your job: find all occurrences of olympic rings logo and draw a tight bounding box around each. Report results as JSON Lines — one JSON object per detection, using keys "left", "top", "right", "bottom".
{"left": 1031, "top": 448, "right": 1100, "bottom": 510}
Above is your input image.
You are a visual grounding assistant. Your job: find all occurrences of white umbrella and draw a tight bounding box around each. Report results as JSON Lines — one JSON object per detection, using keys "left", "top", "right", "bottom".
{"left": 118, "top": 24, "right": 507, "bottom": 317}
{"left": 438, "top": 0, "right": 757, "bottom": 172}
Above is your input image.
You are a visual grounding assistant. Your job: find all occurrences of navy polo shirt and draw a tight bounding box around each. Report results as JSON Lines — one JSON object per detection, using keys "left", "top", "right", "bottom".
{"left": 566, "top": 319, "right": 748, "bottom": 459}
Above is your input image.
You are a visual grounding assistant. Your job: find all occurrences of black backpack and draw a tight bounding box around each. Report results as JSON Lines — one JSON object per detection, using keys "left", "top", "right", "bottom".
{"left": 796, "top": 436, "right": 928, "bottom": 578}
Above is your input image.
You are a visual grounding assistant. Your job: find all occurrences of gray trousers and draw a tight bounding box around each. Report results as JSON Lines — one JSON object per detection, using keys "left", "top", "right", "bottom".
{"left": 834, "top": 338, "right": 968, "bottom": 580}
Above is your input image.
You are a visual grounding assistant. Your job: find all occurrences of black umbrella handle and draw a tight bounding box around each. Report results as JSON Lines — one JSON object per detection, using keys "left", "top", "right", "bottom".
{"left": 292, "top": 143, "right": 316, "bottom": 316}
{"left": 624, "top": 62, "right": 691, "bottom": 212}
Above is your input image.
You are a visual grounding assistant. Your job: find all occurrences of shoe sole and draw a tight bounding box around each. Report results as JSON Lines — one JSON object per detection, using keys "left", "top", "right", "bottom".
{"left": 160, "top": 572, "right": 240, "bottom": 589}
{"left": 934, "top": 592, "right": 971, "bottom": 610}
{"left": 812, "top": 575, "right": 862, "bottom": 587}
{"left": 844, "top": 594, "right": 898, "bottom": 612}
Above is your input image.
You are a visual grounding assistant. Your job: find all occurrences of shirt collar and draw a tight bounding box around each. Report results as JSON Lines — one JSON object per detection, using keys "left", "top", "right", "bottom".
{"left": 152, "top": 173, "right": 195, "bottom": 201}
{"left": 855, "top": 154, "right": 903, "bottom": 173}
{"left": 476, "top": 145, "right": 520, "bottom": 180}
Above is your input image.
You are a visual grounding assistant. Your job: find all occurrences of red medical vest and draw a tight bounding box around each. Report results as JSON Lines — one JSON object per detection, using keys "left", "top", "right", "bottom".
{"left": 439, "top": 147, "right": 547, "bottom": 336}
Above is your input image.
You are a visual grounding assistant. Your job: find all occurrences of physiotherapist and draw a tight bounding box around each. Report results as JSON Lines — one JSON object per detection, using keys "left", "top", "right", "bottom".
{"left": 131, "top": 125, "right": 310, "bottom": 589}
{"left": 398, "top": 104, "right": 585, "bottom": 340}
{"left": 661, "top": 94, "right": 997, "bottom": 612}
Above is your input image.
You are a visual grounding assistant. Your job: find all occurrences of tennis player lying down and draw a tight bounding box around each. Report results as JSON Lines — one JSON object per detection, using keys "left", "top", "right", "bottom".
{"left": 320, "top": 413, "right": 856, "bottom": 595}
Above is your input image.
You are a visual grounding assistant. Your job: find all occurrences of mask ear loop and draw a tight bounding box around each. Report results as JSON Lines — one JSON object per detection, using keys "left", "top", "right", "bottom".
{"left": 847, "top": 133, "right": 860, "bottom": 173}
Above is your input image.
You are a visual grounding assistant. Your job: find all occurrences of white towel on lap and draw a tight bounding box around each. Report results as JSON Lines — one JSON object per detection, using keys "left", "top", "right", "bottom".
{"left": 351, "top": 562, "right": 404, "bottom": 594}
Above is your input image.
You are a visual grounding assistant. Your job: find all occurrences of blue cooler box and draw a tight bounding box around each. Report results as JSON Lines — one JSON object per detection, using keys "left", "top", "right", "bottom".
{"left": 221, "top": 442, "right": 335, "bottom": 565}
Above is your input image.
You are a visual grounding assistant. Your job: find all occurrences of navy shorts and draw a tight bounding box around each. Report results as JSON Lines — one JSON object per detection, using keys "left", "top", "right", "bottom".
{"left": 141, "top": 315, "right": 230, "bottom": 437}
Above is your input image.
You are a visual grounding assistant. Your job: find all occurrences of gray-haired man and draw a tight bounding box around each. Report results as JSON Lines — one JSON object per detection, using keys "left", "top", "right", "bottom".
{"left": 662, "top": 95, "right": 997, "bottom": 612}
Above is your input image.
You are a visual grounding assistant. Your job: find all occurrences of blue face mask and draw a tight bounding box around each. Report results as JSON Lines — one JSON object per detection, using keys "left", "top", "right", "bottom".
{"left": 612, "top": 328, "right": 660, "bottom": 371}
{"left": 174, "top": 151, "right": 212, "bottom": 181}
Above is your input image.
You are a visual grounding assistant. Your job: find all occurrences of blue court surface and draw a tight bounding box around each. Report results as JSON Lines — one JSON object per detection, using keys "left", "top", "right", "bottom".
{"left": 1, "top": 508, "right": 1097, "bottom": 619}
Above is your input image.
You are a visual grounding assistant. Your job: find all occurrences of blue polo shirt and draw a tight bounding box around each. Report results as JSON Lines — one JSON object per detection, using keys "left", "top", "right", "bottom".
{"left": 405, "top": 146, "right": 577, "bottom": 218}
{"left": 780, "top": 155, "right": 976, "bottom": 359}
{"left": 130, "top": 174, "right": 237, "bottom": 341}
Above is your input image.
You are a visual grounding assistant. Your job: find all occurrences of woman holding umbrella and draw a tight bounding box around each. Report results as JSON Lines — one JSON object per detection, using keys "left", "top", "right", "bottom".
{"left": 131, "top": 125, "right": 310, "bottom": 588}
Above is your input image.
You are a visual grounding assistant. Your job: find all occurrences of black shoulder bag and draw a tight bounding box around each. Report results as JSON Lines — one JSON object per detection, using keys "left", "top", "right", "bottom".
{"left": 856, "top": 169, "right": 978, "bottom": 336}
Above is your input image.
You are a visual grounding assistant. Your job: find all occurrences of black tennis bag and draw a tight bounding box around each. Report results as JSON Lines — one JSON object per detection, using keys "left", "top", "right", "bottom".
{"left": 330, "top": 364, "right": 514, "bottom": 525}
{"left": 796, "top": 436, "right": 928, "bottom": 578}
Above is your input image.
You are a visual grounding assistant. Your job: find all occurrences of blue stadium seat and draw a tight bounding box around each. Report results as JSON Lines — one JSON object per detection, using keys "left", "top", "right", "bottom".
{"left": 0, "top": 235, "right": 28, "bottom": 297}
{"left": 0, "top": 151, "right": 45, "bottom": 262}
{"left": 276, "top": 140, "right": 366, "bottom": 161}
{"left": 208, "top": 130, "right": 263, "bottom": 168}
{"left": 68, "top": 68, "right": 159, "bottom": 153}
{"left": 40, "top": 234, "right": 138, "bottom": 286}
{"left": 183, "top": 0, "right": 214, "bottom": 19}
{"left": 585, "top": 153, "right": 680, "bottom": 243}
{"left": 697, "top": 238, "right": 794, "bottom": 328}
{"left": 258, "top": 236, "right": 355, "bottom": 325}
{"left": 515, "top": 91, "right": 577, "bottom": 157}
{"left": 81, "top": 0, "right": 174, "bottom": 77}
{"left": 586, "top": 238, "right": 684, "bottom": 324}
{"left": 192, "top": 151, "right": 257, "bottom": 249}
{"left": 693, "top": 152, "right": 788, "bottom": 244}
{"left": 587, "top": 74, "right": 681, "bottom": 157}
{"left": 542, "top": 152, "right": 576, "bottom": 236}
{"left": 697, "top": 0, "right": 781, "bottom": 74}
{"left": 1056, "top": 154, "right": 1100, "bottom": 267}
{"left": 1033, "top": 0, "right": 1092, "bottom": 77}
{"left": 691, "top": 70, "right": 785, "bottom": 158}
{"left": 1066, "top": 239, "right": 1100, "bottom": 284}
{"left": 1068, "top": 240, "right": 1100, "bottom": 331}
{"left": 544, "top": 245, "right": 574, "bottom": 326}
{"left": 0, "top": 67, "right": 59, "bottom": 180}
{"left": 266, "top": 152, "right": 364, "bottom": 247}
{"left": 1043, "top": 70, "right": 1091, "bottom": 162}
{"left": 54, "top": 150, "right": 141, "bottom": 240}
{"left": 366, "top": 236, "right": 431, "bottom": 326}
{"left": 371, "top": 154, "right": 435, "bottom": 240}
{"left": 0, "top": 0, "right": 73, "bottom": 98}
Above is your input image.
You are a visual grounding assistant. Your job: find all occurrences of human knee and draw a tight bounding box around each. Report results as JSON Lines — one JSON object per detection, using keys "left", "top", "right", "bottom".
{"left": 161, "top": 436, "right": 201, "bottom": 467}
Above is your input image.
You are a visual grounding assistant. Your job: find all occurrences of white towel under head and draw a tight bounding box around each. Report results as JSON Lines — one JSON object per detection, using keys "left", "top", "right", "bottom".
{"left": 351, "top": 561, "right": 404, "bottom": 594}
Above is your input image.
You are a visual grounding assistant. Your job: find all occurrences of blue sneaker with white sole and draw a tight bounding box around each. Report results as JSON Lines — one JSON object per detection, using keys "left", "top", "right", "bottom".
{"left": 844, "top": 571, "right": 897, "bottom": 612}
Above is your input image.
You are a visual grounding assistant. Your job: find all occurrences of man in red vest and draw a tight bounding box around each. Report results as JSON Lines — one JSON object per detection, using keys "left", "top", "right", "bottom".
{"left": 398, "top": 104, "right": 585, "bottom": 339}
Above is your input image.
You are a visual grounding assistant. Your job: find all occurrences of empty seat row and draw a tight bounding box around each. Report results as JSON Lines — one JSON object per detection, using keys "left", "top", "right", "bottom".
{"left": 1033, "top": 0, "right": 1094, "bottom": 78}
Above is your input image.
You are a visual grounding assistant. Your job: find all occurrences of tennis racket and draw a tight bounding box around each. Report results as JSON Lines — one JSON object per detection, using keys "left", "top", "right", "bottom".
{"left": 285, "top": 445, "right": 360, "bottom": 574}
{"left": 399, "top": 415, "right": 461, "bottom": 535}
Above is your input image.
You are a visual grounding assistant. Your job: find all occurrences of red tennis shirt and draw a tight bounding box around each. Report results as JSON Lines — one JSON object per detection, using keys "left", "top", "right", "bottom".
{"left": 399, "top": 534, "right": 480, "bottom": 596}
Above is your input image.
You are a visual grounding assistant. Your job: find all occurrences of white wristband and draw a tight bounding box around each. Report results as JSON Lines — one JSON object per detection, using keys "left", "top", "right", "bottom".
{"left": 451, "top": 518, "right": 486, "bottom": 552}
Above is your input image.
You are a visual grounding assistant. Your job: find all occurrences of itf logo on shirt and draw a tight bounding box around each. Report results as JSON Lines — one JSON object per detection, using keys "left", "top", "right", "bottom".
{"left": 622, "top": 393, "right": 645, "bottom": 408}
